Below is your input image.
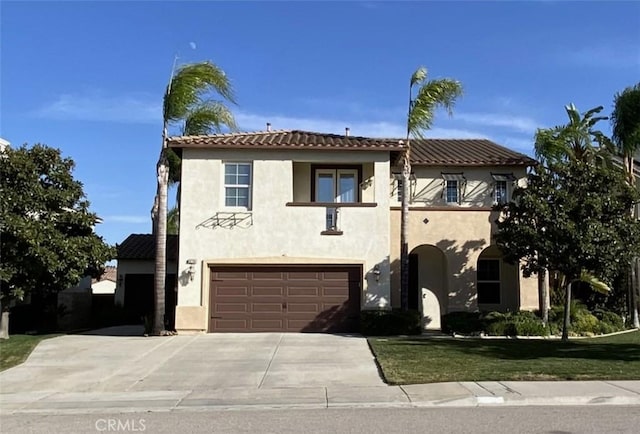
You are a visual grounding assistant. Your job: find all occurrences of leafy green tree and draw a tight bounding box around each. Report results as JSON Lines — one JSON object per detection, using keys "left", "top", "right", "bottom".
{"left": 400, "top": 67, "right": 463, "bottom": 310}
{"left": 611, "top": 83, "right": 640, "bottom": 328}
{"left": 0, "top": 144, "right": 115, "bottom": 336}
{"left": 497, "top": 106, "right": 640, "bottom": 340}
{"left": 153, "top": 61, "right": 237, "bottom": 334}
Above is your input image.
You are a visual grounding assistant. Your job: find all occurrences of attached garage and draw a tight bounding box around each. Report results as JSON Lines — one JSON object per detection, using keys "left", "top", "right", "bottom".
{"left": 209, "top": 265, "right": 361, "bottom": 333}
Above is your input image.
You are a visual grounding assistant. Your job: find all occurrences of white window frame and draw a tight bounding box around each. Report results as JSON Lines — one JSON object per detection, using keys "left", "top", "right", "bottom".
{"left": 445, "top": 179, "right": 459, "bottom": 204}
{"left": 223, "top": 162, "right": 252, "bottom": 210}
{"left": 442, "top": 173, "right": 466, "bottom": 205}
{"left": 314, "top": 168, "right": 359, "bottom": 203}
{"left": 491, "top": 173, "right": 516, "bottom": 205}
{"left": 477, "top": 258, "right": 501, "bottom": 305}
{"left": 494, "top": 180, "right": 508, "bottom": 205}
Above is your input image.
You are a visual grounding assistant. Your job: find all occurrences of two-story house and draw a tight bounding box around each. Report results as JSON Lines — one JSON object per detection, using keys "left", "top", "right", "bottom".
{"left": 168, "top": 130, "right": 538, "bottom": 333}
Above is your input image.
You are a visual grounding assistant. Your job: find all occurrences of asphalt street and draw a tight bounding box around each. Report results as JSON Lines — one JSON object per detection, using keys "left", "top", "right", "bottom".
{"left": 2, "top": 405, "right": 639, "bottom": 434}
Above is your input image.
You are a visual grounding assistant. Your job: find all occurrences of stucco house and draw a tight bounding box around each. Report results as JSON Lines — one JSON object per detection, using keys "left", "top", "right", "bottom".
{"left": 166, "top": 129, "right": 539, "bottom": 334}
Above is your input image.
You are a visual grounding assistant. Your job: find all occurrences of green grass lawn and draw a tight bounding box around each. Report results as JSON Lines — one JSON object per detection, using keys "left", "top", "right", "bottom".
{"left": 0, "top": 334, "right": 57, "bottom": 371}
{"left": 368, "top": 330, "right": 640, "bottom": 385}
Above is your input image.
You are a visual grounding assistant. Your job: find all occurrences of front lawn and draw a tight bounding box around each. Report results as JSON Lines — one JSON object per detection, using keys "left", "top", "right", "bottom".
{"left": 0, "top": 334, "right": 57, "bottom": 371}
{"left": 368, "top": 330, "right": 640, "bottom": 385}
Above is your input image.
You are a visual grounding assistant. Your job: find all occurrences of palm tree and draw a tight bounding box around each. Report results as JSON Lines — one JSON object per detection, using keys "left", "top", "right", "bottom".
{"left": 534, "top": 104, "right": 617, "bottom": 340}
{"left": 534, "top": 104, "right": 613, "bottom": 166}
{"left": 400, "top": 67, "right": 463, "bottom": 310}
{"left": 152, "top": 61, "right": 237, "bottom": 335}
{"left": 612, "top": 83, "right": 640, "bottom": 329}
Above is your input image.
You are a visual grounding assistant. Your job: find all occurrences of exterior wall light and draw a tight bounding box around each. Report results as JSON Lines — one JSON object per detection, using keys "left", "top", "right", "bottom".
{"left": 186, "top": 259, "right": 197, "bottom": 281}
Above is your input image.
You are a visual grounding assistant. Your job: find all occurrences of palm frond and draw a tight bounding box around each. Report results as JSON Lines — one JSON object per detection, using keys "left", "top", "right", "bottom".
{"left": 183, "top": 101, "right": 238, "bottom": 136}
{"left": 408, "top": 78, "right": 463, "bottom": 138}
{"left": 579, "top": 271, "right": 611, "bottom": 294}
{"left": 411, "top": 67, "right": 427, "bottom": 87}
{"left": 164, "top": 61, "right": 236, "bottom": 123}
{"left": 611, "top": 82, "right": 640, "bottom": 157}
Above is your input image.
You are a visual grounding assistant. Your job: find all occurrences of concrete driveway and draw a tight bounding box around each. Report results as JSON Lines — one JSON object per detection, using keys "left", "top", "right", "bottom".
{"left": 0, "top": 327, "right": 384, "bottom": 394}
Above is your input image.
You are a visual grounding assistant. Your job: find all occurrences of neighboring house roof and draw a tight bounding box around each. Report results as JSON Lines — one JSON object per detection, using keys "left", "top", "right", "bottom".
{"left": 92, "top": 265, "right": 117, "bottom": 284}
{"left": 117, "top": 234, "right": 178, "bottom": 261}
{"left": 408, "top": 139, "right": 535, "bottom": 167}
{"left": 167, "top": 130, "right": 534, "bottom": 167}
{"left": 167, "top": 130, "right": 404, "bottom": 151}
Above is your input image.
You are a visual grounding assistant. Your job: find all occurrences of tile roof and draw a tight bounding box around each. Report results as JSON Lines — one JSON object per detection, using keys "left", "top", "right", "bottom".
{"left": 167, "top": 130, "right": 404, "bottom": 151}
{"left": 117, "top": 234, "right": 178, "bottom": 261}
{"left": 408, "top": 138, "right": 535, "bottom": 166}
{"left": 168, "top": 130, "right": 534, "bottom": 166}
{"left": 92, "top": 265, "right": 117, "bottom": 284}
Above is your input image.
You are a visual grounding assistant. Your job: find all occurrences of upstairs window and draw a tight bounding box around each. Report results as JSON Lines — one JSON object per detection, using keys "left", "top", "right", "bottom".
{"left": 224, "top": 162, "right": 252, "bottom": 208}
{"left": 491, "top": 173, "right": 516, "bottom": 205}
{"left": 494, "top": 180, "right": 508, "bottom": 204}
{"left": 313, "top": 168, "right": 359, "bottom": 203}
{"left": 442, "top": 173, "right": 466, "bottom": 205}
{"left": 446, "top": 180, "right": 459, "bottom": 204}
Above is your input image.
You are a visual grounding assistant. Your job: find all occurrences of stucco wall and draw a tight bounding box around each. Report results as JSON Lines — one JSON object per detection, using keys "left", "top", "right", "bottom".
{"left": 176, "top": 148, "right": 392, "bottom": 331}
{"left": 388, "top": 165, "right": 538, "bottom": 313}
{"left": 390, "top": 166, "right": 527, "bottom": 208}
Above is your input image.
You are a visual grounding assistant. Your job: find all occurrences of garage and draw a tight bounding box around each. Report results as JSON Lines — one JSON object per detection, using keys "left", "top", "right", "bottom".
{"left": 209, "top": 265, "right": 361, "bottom": 333}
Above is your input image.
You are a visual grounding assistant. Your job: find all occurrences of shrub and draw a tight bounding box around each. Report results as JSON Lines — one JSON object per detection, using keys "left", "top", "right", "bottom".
{"left": 595, "top": 310, "right": 624, "bottom": 330}
{"left": 359, "top": 309, "right": 421, "bottom": 336}
{"left": 441, "top": 311, "right": 483, "bottom": 335}
{"left": 482, "top": 311, "right": 548, "bottom": 337}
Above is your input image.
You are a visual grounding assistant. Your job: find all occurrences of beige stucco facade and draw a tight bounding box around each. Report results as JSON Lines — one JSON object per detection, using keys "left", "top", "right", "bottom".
{"left": 174, "top": 146, "right": 539, "bottom": 333}
{"left": 388, "top": 165, "right": 539, "bottom": 329}
{"left": 175, "top": 148, "right": 392, "bottom": 332}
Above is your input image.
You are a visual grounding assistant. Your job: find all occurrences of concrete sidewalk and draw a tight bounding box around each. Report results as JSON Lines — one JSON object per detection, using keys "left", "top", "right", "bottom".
{"left": 2, "top": 381, "right": 639, "bottom": 415}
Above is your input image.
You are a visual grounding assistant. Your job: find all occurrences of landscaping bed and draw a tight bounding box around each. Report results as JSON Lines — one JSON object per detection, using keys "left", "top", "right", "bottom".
{"left": 368, "top": 329, "right": 640, "bottom": 385}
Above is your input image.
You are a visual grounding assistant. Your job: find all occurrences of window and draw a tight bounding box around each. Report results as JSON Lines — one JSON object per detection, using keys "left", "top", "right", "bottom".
{"left": 491, "top": 173, "right": 515, "bottom": 204}
{"left": 446, "top": 180, "right": 458, "bottom": 204}
{"left": 396, "top": 177, "right": 404, "bottom": 202}
{"left": 442, "top": 173, "right": 465, "bottom": 204}
{"left": 312, "top": 167, "right": 359, "bottom": 231}
{"left": 494, "top": 180, "right": 508, "bottom": 204}
{"left": 314, "top": 169, "right": 358, "bottom": 203}
{"left": 224, "top": 162, "right": 251, "bottom": 208}
{"left": 477, "top": 259, "right": 501, "bottom": 304}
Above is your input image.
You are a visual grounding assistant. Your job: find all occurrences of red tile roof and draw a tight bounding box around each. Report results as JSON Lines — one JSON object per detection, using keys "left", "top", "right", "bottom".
{"left": 167, "top": 130, "right": 534, "bottom": 166}
{"left": 117, "top": 234, "right": 178, "bottom": 261}
{"left": 409, "top": 139, "right": 535, "bottom": 166}
{"left": 92, "top": 266, "right": 117, "bottom": 284}
{"left": 167, "top": 130, "right": 404, "bottom": 151}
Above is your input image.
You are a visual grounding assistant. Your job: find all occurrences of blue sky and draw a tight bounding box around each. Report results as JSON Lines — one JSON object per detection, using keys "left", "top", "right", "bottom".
{"left": 2, "top": 1, "right": 639, "bottom": 247}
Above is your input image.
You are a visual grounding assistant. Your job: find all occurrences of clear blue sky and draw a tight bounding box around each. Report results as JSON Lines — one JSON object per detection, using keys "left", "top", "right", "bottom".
{"left": 2, "top": 1, "right": 639, "bottom": 247}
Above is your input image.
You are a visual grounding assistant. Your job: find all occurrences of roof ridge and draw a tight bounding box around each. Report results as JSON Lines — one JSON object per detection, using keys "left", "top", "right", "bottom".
{"left": 168, "top": 130, "right": 293, "bottom": 140}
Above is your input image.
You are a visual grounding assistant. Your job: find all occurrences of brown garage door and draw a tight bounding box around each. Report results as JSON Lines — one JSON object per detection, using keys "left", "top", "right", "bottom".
{"left": 209, "top": 265, "right": 361, "bottom": 333}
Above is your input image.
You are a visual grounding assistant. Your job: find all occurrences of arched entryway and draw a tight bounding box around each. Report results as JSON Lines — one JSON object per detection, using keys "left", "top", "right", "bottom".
{"left": 476, "top": 245, "right": 519, "bottom": 311}
{"left": 409, "top": 244, "right": 447, "bottom": 330}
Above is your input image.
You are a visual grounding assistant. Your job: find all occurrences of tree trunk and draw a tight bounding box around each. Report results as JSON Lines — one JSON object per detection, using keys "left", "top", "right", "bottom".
{"left": 538, "top": 267, "right": 550, "bottom": 325}
{"left": 400, "top": 149, "right": 411, "bottom": 311}
{"left": 153, "top": 151, "right": 169, "bottom": 335}
{"left": 632, "top": 257, "right": 639, "bottom": 329}
{"left": 0, "top": 300, "right": 9, "bottom": 339}
{"left": 562, "top": 280, "right": 572, "bottom": 341}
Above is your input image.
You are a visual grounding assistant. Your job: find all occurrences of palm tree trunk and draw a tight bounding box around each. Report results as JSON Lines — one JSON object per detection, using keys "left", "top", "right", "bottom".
{"left": 400, "top": 152, "right": 410, "bottom": 311}
{"left": 632, "top": 257, "right": 639, "bottom": 328}
{"left": 562, "top": 280, "right": 572, "bottom": 341}
{"left": 153, "top": 146, "right": 169, "bottom": 335}
{"left": 538, "top": 267, "right": 550, "bottom": 325}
